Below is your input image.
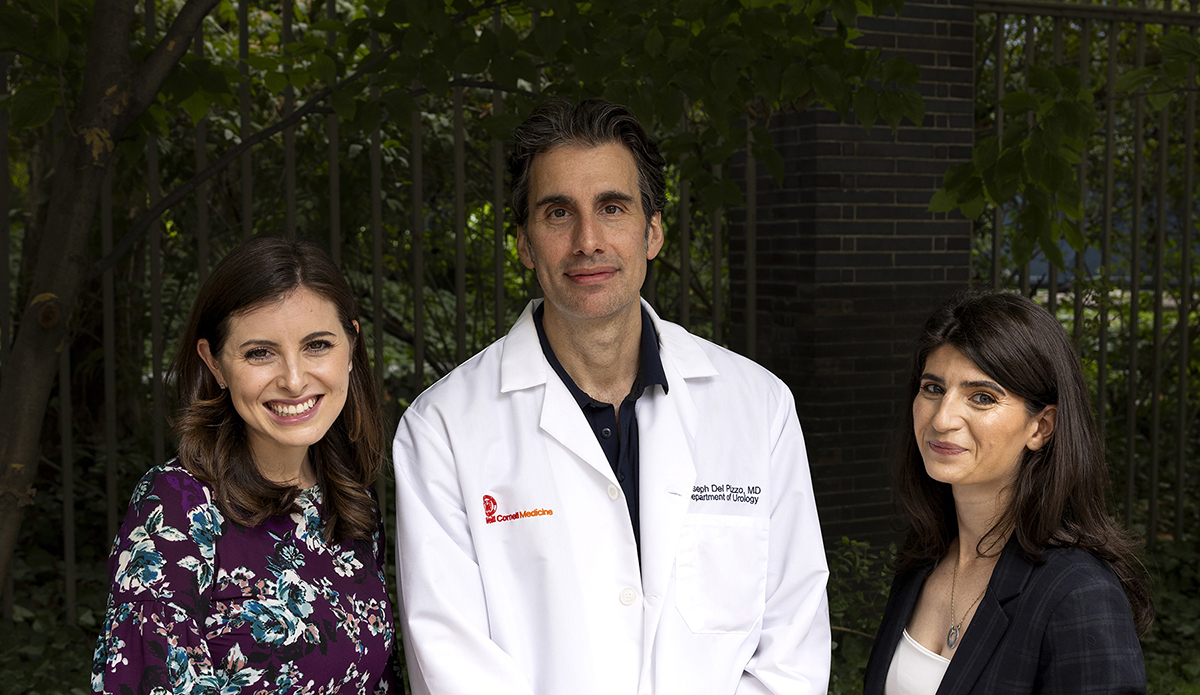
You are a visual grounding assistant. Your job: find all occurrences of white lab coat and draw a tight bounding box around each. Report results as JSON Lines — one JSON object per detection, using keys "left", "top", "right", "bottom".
{"left": 393, "top": 299, "right": 830, "bottom": 695}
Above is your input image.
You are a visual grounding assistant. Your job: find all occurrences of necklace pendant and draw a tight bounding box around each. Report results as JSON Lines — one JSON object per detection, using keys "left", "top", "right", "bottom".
{"left": 947, "top": 626, "right": 960, "bottom": 649}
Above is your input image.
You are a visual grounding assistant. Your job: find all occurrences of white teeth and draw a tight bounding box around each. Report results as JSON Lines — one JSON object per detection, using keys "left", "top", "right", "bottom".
{"left": 270, "top": 397, "right": 317, "bottom": 417}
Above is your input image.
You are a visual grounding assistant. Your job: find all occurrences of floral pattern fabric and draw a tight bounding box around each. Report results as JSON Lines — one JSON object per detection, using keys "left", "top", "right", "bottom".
{"left": 93, "top": 463, "right": 395, "bottom": 695}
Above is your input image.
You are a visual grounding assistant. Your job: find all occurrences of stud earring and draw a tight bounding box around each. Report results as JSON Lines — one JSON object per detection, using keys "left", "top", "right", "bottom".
{"left": 348, "top": 363, "right": 353, "bottom": 372}
{"left": 219, "top": 383, "right": 227, "bottom": 390}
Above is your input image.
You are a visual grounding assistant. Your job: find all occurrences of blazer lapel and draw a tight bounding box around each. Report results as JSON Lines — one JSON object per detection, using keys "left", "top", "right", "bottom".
{"left": 937, "top": 537, "right": 1031, "bottom": 695}
{"left": 864, "top": 565, "right": 932, "bottom": 695}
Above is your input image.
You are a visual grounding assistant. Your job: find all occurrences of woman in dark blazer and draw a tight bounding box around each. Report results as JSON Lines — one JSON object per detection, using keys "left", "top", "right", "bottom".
{"left": 863, "top": 291, "right": 1153, "bottom": 695}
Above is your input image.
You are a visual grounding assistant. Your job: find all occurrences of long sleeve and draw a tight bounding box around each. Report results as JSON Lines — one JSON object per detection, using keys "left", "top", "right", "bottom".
{"left": 392, "top": 407, "right": 537, "bottom": 695}
{"left": 736, "top": 387, "right": 832, "bottom": 695}
{"left": 92, "top": 466, "right": 226, "bottom": 695}
{"left": 1036, "top": 573, "right": 1145, "bottom": 694}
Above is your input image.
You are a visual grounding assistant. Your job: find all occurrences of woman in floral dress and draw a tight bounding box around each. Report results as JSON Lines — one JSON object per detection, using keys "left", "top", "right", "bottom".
{"left": 93, "top": 237, "right": 396, "bottom": 694}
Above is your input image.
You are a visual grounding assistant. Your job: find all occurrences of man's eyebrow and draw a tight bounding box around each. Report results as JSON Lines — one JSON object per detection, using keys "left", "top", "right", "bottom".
{"left": 595, "top": 190, "right": 635, "bottom": 204}
{"left": 533, "top": 193, "right": 575, "bottom": 209}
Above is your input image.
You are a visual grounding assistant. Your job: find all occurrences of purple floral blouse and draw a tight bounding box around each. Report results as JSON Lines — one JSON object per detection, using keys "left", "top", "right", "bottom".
{"left": 92, "top": 463, "right": 396, "bottom": 694}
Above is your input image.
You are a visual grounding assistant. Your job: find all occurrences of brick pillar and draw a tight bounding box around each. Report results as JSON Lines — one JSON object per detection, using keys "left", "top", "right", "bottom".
{"left": 726, "top": 0, "right": 975, "bottom": 545}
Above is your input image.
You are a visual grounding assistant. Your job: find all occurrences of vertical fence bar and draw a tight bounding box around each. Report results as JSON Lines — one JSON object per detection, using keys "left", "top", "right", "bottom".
{"left": 1047, "top": 18, "right": 1062, "bottom": 314}
{"left": 194, "top": 27, "right": 210, "bottom": 283}
{"left": 1074, "top": 18, "right": 1090, "bottom": 346}
{"left": 0, "top": 32, "right": 9, "bottom": 359}
{"left": 711, "top": 164, "right": 723, "bottom": 345}
{"left": 1021, "top": 16, "right": 1034, "bottom": 296}
{"left": 239, "top": 0, "right": 252, "bottom": 239}
{"left": 369, "top": 25, "right": 386, "bottom": 528}
{"left": 992, "top": 15, "right": 1005, "bottom": 289}
{"left": 327, "top": 2, "right": 340, "bottom": 264}
{"left": 454, "top": 85, "right": 467, "bottom": 364}
{"left": 493, "top": 8, "right": 506, "bottom": 339}
{"left": 1099, "top": 22, "right": 1117, "bottom": 443}
{"left": 59, "top": 346, "right": 75, "bottom": 625}
{"left": 1176, "top": 21, "right": 1195, "bottom": 541}
{"left": 411, "top": 104, "right": 425, "bottom": 392}
{"left": 1126, "top": 19, "right": 1146, "bottom": 521}
{"left": 1148, "top": 18, "right": 1171, "bottom": 547}
{"left": 147, "top": 0, "right": 165, "bottom": 467}
{"left": 745, "top": 129, "right": 757, "bottom": 360}
{"left": 103, "top": 171, "right": 117, "bottom": 543}
{"left": 679, "top": 180, "right": 691, "bottom": 330}
{"left": 370, "top": 33, "right": 384, "bottom": 394}
{"left": 283, "top": 0, "right": 296, "bottom": 238}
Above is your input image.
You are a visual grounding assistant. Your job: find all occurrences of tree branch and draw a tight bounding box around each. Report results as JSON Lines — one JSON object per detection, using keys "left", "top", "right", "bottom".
{"left": 91, "top": 53, "right": 534, "bottom": 277}
{"left": 133, "top": 0, "right": 224, "bottom": 108}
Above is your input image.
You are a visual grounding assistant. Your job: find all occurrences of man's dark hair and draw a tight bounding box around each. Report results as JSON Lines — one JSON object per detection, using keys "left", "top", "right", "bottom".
{"left": 509, "top": 98, "right": 666, "bottom": 228}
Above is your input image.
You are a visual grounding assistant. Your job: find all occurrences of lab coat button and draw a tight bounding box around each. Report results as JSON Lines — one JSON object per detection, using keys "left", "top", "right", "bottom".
{"left": 608, "top": 484, "right": 620, "bottom": 500}
{"left": 619, "top": 587, "right": 637, "bottom": 606}
{"left": 601, "top": 427, "right": 612, "bottom": 438}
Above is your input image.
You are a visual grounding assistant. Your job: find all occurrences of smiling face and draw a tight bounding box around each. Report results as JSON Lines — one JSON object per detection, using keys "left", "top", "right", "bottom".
{"left": 198, "top": 287, "right": 355, "bottom": 475}
{"left": 913, "top": 345, "right": 1057, "bottom": 500}
{"left": 517, "top": 143, "right": 663, "bottom": 328}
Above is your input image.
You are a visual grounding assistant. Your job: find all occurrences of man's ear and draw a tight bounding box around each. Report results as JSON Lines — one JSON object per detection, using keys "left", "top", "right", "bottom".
{"left": 646, "top": 212, "right": 664, "bottom": 260}
{"left": 517, "top": 226, "right": 535, "bottom": 269}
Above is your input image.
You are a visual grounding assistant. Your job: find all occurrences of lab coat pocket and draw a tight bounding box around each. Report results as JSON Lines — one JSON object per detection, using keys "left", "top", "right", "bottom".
{"left": 674, "top": 513, "right": 769, "bottom": 634}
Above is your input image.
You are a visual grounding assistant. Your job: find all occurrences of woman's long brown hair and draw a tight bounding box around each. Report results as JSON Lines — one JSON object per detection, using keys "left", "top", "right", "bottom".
{"left": 893, "top": 289, "right": 1153, "bottom": 634}
{"left": 169, "top": 237, "right": 384, "bottom": 543}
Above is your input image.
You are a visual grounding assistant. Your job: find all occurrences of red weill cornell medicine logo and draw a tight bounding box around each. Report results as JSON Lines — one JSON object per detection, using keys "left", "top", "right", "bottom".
{"left": 483, "top": 494, "right": 554, "bottom": 525}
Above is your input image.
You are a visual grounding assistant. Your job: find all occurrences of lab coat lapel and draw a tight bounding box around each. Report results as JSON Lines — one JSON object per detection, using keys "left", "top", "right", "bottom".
{"left": 637, "top": 305, "right": 707, "bottom": 660}
{"left": 501, "top": 300, "right": 618, "bottom": 484}
{"left": 937, "top": 538, "right": 1028, "bottom": 695}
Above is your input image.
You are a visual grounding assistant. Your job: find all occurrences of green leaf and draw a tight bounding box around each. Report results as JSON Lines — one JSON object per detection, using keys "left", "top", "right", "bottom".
{"left": 943, "top": 161, "right": 975, "bottom": 190}
{"left": 832, "top": 0, "right": 857, "bottom": 27}
{"left": 1161, "top": 32, "right": 1200, "bottom": 62}
{"left": 534, "top": 16, "right": 565, "bottom": 59}
{"left": 974, "top": 137, "right": 999, "bottom": 170}
{"left": 8, "top": 84, "right": 56, "bottom": 130}
{"left": 1040, "top": 223, "right": 1065, "bottom": 269}
{"left": 853, "top": 86, "right": 878, "bottom": 132}
{"left": 1115, "top": 66, "right": 1155, "bottom": 95}
{"left": 331, "top": 89, "right": 357, "bottom": 121}
{"left": 454, "top": 45, "right": 489, "bottom": 76}
{"left": 313, "top": 52, "right": 337, "bottom": 83}
{"left": 1147, "top": 82, "right": 1173, "bottom": 111}
{"left": 1012, "top": 218, "right": 1038, "bottom": 267}
{"left": 264, "top": 71, "right": 288, "bottom": 95}
{"left": 878, "top": 88, "right": 903, "bottom": 130}
{"left": 645, "top": 26, "right": 665, "bottom": 57}
{"left": 882, "top": 56, "right": 919, "bottom": 87}
{"left": 45, "top": 25, "right": 69, "bottom": 66}
{"left": 310, "top": 19, "right": 347, "bottom": 33}
{"left": 1001, "top": 119, "right": 1029, "bottom": 149}
{"left": 928, "top": 188, "right": 958, "bottom": 213}
{"left": 418, "top": 61, "right": 449, "bottom": 95}
{"left": 180, "top": 92, "right": 210, "bottom": 126}
{"left": 1061, "top": 218, "right": 1085, "bottom": 252}
{"left": 961, "top": 194, "right": 986, "bottom": 220}
{"left": 781, "top": 63, "right": 812, "bottom": 103}
{"left": 999, "top": 90, "right": 1039, "bottom": 116}
{"left": 666, "top": 37, "right": 690, "bottom": 63}
{"left": 813, "top": 64, "right": 847, "bottom": 115}
{"left": 1028, "top": 65, "right": 1060, "bottom": 93}
{"left": 352, "top": 101, "right": 383, "bottom": 135}
{"left": 245, "top": 55, "right": 279, "bottom": 72}
{"left": 901, "top": 89, "right": 924, "bottom": 128}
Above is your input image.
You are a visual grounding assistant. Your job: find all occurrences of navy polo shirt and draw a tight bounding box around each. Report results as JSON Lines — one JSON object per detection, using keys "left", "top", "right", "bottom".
{"left": 533, "top": 303, "right": 669, "bottom": 549}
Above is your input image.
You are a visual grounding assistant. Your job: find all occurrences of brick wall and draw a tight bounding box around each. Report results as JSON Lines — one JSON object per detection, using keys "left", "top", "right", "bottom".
{"left": 726, "top": 0, "right": 976, "bottom": 546}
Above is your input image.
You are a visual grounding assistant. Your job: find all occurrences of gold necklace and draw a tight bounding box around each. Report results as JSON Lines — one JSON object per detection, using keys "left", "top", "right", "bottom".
{"left": 947, "top": 555, "right": 987, "bottom": 649}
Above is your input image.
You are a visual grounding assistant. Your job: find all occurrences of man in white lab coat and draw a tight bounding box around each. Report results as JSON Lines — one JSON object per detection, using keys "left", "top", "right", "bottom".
{"left": 393, "top": 99, "right": 830, "bottom": 695}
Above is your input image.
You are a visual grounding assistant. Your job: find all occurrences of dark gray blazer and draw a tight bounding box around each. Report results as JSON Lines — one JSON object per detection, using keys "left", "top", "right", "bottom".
{"left": 863, "top": 535, "right": 1145, "bottom": 695}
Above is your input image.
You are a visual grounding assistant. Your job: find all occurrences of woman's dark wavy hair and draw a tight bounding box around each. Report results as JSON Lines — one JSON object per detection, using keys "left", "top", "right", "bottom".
{"left": 894, "top": 289, "right": 1152, "bottom": 633}
{"left": 169, "top": 236, "right": 384, "bottom": 543}
{"left": 508, "top": 97, "right": 666, "bottom": 228}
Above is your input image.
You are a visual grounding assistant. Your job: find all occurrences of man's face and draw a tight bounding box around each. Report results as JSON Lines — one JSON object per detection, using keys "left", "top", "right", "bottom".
{"left": 517, "top": 143, "right": 663, "bottom": 328}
